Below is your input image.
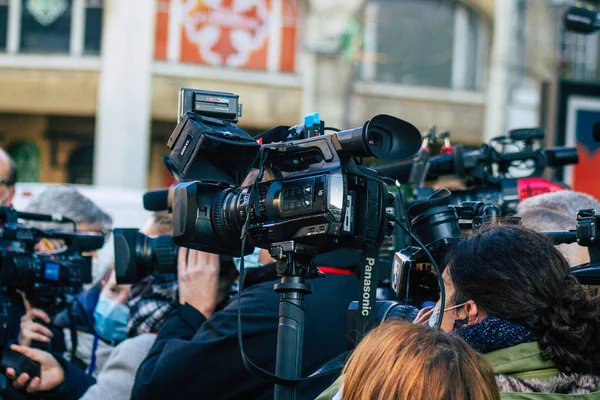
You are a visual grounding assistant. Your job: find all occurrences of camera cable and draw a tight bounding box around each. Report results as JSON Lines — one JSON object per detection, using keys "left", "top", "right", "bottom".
{"left": 235, "top": 149, "right": 330, "bottom": 386}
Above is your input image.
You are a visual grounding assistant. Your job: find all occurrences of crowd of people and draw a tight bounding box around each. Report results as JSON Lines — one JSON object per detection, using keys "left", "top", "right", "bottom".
{"left": 0, "top": 146, "right": 599, "bottom": 400}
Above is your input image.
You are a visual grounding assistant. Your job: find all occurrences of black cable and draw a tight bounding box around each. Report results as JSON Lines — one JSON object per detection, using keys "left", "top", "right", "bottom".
{"left": 394, "top": 182, "right": 413, "bottom": 306}
{"left": 323, "top": 127, "right": 341, "bottom": 132}
{"left": 235, "top": 149, "right": 338, "bottom": 385}
{"left": 394, "top": 218, "right": 445, "bottom": 330}
{"left": 237, "top": 148, "right": 282, "bottom": 382}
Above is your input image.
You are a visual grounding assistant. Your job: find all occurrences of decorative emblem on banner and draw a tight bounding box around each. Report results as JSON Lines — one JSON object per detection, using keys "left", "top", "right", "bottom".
{"left": 26, "top": 0, "right": 69, "bottom": 26}
{"left": 182, "top": 0, "right": 269, "bottom": 67}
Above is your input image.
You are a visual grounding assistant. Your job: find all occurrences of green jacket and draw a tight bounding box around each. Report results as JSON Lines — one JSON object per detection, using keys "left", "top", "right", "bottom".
{"left": 315, "top": 342, "right": 600, "bottom": 399}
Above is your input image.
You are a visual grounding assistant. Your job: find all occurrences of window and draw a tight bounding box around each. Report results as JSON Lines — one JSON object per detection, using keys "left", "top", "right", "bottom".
{"left": 20, "top": 0, "right": 73, "bottom": 53}
{"left": 68, "top": 145, "right": 94, "bottom": 184}
{"left": 0, "top": 0, "right": 8, "bottom": 51}
{"left": 84, "top": 0, "right": 102, "bottom": 54}
{"left": 361, "top": 0, "right": 488, "bottom": 91}
{"left": 8, "top": 142, "right": 40, "bottom": 183}
{"left": 2, "top": 0, "right": 102, "bottom": 55}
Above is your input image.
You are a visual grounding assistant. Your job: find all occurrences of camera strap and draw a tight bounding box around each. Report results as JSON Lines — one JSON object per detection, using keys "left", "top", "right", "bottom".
{"left": 355, "top": 245, "right": 379, "bottom": 345}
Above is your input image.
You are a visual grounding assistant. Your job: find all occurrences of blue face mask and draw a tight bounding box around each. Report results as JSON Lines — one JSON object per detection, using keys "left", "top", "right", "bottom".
{"left": 233, "top": 248, "right": 263, "bottom": 272}
{"left": 94, "top": 294, "right": 130, "bottom": 343}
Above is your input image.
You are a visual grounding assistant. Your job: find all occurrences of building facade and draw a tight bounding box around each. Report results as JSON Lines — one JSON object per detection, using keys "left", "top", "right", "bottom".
{"left": 0, "top": 0, "right": 589, "bottom": 189}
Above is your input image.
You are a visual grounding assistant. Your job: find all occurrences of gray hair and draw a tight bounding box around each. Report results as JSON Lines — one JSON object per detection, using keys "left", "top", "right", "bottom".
{"left": 516, "top": 190, "right": 600, "bottom": 219}
{"left": 518, "top": 208, "right": 576, "bottom": 232}
{"left": 25, "top": 185, "right": 112, "bottom": 234}
{"left": 518, "top": 207, "right": 589, "bottom": 266}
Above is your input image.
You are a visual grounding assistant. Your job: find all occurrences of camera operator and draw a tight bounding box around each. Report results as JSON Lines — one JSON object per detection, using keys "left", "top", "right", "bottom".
{"left": 17, "top": 185, "right": 116, "bottom": 371}
{"left": 131, "top": 248, "right": 358, "bottom": 400}
{"left": 517, "top": 190, "right": 600, "bottom": 266}
{"left": 4, "top": 213, "right": 183, "bottom": 400}
{"left": 319, "top": 225, "right": 600, "bottom": 399}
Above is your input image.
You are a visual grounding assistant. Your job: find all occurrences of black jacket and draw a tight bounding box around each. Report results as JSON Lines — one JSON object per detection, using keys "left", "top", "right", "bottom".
{"left": 132, "top": 265, "right": 359, "bottom": 400}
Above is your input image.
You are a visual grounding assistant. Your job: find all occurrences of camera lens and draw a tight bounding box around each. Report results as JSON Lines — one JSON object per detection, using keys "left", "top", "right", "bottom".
{"left": 114, "top": 228, "right": 179, "bottom": 284}
{"left": 408, "top": 189, "right": 462, "bottom": 249}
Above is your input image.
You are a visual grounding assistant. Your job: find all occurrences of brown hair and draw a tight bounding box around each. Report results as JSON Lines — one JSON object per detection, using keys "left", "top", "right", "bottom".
{"left": 341, "top": 321, "right": 500, "bottom": 400}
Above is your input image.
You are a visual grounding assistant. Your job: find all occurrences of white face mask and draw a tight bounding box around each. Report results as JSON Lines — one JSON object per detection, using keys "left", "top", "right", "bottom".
{"left": 428, "top": 302, "right": 467, "bottom": 328}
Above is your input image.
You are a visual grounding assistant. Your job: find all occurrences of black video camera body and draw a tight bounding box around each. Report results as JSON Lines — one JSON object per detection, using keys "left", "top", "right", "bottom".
{"left": 0, "top": 206, "right": 103, "bottom": 312}
{"left": 167, "top": 88, "right": 422, "bottom": 257}
{"left": 391, "top": 189, "right": 503, "bottom": 305}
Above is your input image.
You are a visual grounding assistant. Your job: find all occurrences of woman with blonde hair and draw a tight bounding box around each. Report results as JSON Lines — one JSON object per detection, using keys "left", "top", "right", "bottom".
{"left": 339, "top": 321, "right": 500, "bottom": 400}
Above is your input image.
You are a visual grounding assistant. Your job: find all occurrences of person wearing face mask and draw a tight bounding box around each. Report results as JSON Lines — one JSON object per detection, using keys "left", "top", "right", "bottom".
{"left": 16, "top": 186, "right": 116, "bottom": 373}
{"left": 6, "top": 213, "right": 239, "bottom": 400}
{"left": 318, "top": 225, "right": 600, "bottom": 399}
{"left": 4, "top": 213, "right": 181, "bottom": 400}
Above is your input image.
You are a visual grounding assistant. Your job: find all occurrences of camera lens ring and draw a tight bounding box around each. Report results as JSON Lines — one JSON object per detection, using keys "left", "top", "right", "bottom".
{"left": 211, "top": 190, "right": 229, "bottom": 241}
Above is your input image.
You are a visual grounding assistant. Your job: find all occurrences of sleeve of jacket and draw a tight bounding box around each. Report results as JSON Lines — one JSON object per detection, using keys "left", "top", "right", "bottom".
{"left": 77, "top": 334, "right": 156, "bottom": 400}
{"left": 43, "top": 356, "right": 96, "bottom": 400}
{"left": 132, "top": 289, "right": 279, "bottom": 400}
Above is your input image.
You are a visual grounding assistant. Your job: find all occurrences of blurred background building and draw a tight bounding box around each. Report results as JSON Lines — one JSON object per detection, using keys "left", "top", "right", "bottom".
{"left": 0, "top": 0, "right": 598, "bottom": 190}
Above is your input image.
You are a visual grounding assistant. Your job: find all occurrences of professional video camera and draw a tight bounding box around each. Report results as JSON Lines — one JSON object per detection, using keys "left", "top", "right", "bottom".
{"left": 168, "top": 89, "right": 421, "bottom": 258}
{"left": 376, "top": 128, "right": 579, "bottom": 214}
{"left": 0, "top": 206, "right": 102, "bottom": 307}
{"left": 113, "top": 228, "right": 237, "bottom": 285}
{"left": 0, "top": 206, "right": 104, "bottom": 392}
{"left": 164, "top": 88, "right": 421, "bottom": 399}
{"left": 390, "top": 189, "right": 503, "bottom": 305}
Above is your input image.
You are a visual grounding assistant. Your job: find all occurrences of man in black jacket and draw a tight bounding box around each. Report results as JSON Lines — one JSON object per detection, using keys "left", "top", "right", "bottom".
{"left": 131, "top": 248, "right": 360, "bottom": 400}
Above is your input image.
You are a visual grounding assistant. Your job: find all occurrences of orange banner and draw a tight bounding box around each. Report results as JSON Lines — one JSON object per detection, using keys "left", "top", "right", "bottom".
{"left": 154, "top": 0, "right": 299, "bottom": 73}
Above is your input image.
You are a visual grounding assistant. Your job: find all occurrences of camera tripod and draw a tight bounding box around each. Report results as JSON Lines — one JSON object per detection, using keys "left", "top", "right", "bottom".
{"left": 269, "top": 241, "right": 322, "bottom": 400}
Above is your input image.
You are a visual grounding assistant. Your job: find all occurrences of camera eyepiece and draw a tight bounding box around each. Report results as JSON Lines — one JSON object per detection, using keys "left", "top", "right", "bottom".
{"left": 336, "top": 114, "right": 422, "bottom": 161}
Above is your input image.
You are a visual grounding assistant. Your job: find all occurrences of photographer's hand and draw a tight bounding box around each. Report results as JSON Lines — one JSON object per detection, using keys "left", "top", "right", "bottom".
{"left": 5, "top": 344, "right": 64, "bottom": 393}
{"left": 414, "top": 306, "right": 435, "bottom": 326}
{"left": 18, "top": 293, "right": 53, "bottom": 346}
{"left": 178, "top": 248, "right": 220, "bottom": 319}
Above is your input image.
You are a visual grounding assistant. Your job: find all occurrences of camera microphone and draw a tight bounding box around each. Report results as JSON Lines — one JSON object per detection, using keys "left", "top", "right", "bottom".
{"left": 143, "top": 188, "right": 174, "bottom": 212}
{"left": 0, "top": 206, "right": 75, "bottom": 225}
{"left": 564, "top": 4, "right": 600, "bottom": 34}
{"left": 17, "top": 211, "right": 73, "bottom": 224}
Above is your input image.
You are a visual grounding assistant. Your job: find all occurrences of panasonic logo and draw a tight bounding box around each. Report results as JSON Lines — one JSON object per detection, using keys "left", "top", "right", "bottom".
{"left": 361, "top": 257, "right": 375, "bottom": 316}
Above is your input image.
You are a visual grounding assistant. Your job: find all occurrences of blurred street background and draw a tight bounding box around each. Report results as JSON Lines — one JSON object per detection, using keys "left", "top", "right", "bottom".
{"left": 0, "top": 0, "right": 598, "bottom": 198}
